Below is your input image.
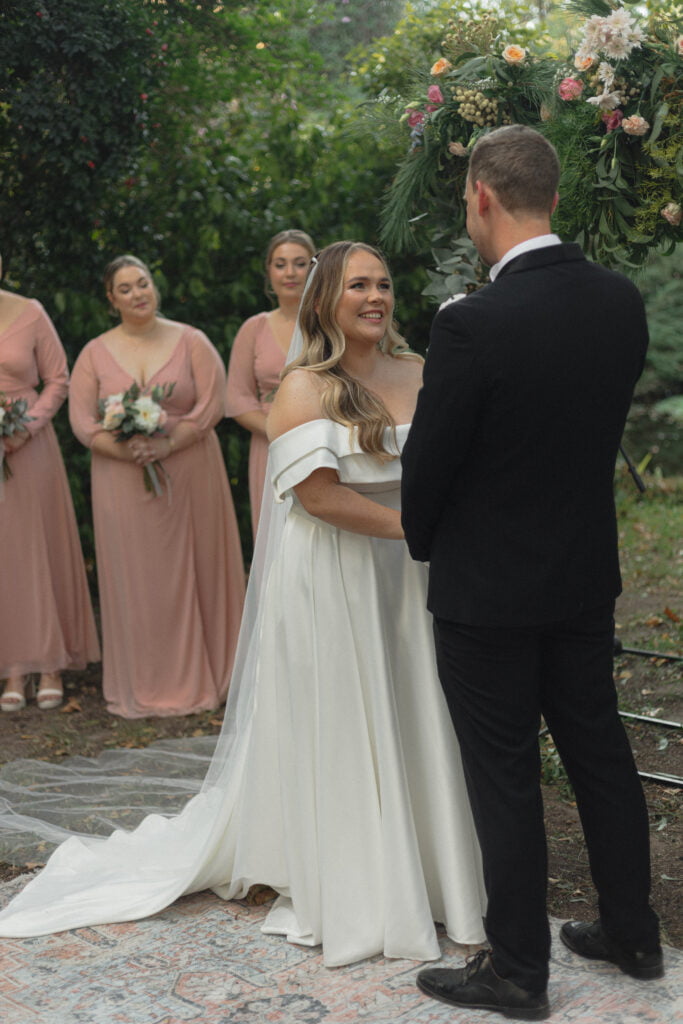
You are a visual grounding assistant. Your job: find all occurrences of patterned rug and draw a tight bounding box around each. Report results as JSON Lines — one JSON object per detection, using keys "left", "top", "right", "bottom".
{"left": 0, "top": 878, "right": 680, "bottom": 1024}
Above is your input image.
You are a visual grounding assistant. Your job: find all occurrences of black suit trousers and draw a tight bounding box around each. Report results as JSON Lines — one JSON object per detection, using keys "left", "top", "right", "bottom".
{"left": 433, "top": 602, "right": 659, "bottom": 992}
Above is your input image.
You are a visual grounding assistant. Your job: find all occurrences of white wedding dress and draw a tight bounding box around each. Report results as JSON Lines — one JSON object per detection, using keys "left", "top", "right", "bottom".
{"left": 0, "top": 419, "right": 486, "bottom": 966}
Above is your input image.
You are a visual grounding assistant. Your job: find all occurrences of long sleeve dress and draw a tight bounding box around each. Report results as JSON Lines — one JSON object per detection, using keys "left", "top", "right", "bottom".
{"left": 0, "top": 420, "right": 486, "bottom": 968}
{"left": 0, "top": 299, "right": 100, "bottom": 679}
{"left": 69, "top": 326, "right": 245, "bottom": 718}
{"left": 225, "top": 313, "right": 286, "bottom": 535}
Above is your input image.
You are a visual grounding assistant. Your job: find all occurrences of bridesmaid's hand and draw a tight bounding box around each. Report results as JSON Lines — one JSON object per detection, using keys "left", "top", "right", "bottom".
{"left": 2, "top": 431, "right": 29, "bottom": 454}
{"left": 128, "top": 436, "right": 173, "bottom": 466}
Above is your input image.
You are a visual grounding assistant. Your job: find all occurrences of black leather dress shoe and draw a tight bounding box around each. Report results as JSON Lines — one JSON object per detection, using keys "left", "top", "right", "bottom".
{"left": 416, "top": 950, "right": 550, "bottom": 1021}
{"left": 560, "top": 920, "right": 664, "bottom": 979}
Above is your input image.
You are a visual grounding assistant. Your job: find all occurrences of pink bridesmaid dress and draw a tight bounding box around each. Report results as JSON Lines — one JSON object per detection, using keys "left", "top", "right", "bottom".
{"left": 0, "top": 299, "right": 100, "bottom": 680}
{"left": 69, "top": 326, "right": 245, "bottom": 718}
{"left": 225, "top": 313, "right": 286, "bottom": 535}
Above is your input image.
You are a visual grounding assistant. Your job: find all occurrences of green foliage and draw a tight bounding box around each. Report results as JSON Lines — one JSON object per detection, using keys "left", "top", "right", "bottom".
{"left": 374, "top": 0, "right": 683, "bottom": 271}
{"left": 349, "top": 0, "right": 565, "bottom": 95}
{"left": 310, "top": 0, "right": 405, "bottom": 80}
{"left": 630, "top": 246, "right": 683, "bottom": 395}
{"left": 0, "top": 0, "right": 436, "bottom": 563}
{"left": 0, "top": 0, "right": 159, "bottom": 298}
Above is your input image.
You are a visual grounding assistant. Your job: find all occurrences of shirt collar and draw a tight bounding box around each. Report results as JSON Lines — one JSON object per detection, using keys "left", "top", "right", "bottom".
{"left": 489, "top": 234, "right": 562, "bottom": 282}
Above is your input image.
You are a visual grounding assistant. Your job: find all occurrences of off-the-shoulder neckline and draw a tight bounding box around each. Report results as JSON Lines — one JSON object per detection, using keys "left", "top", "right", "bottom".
{"left": 271, "top": 418, "right": 410, "bottom": 437}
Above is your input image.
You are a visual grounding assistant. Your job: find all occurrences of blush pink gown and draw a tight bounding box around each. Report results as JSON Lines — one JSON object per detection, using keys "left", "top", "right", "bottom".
{"left": 69, "top": 327, "right": 245, "bottom": 718}
{"left": 225, "top": 313, "right": 285, "bottom": 536}
{"left": 0, "top": 299, "right": 100, "bottom": 679}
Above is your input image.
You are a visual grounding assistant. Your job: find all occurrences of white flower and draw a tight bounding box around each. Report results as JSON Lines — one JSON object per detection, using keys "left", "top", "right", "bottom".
{"left": 597, "top": 61, "right": 616, "bottom": 88}
{"left": 132, "top": 395, "right": 163, "bottom": 432}
{"left": 586, "top": 89, "right": 622, "bottom": 111}
{"left": 578, "top": 9, "right": 643, "bottom": 62}
{"left": 439, "top": 293, "right": 468, "bottom": 311}
{"left": 602, "top": 35, "right": 632, "bottom": 60}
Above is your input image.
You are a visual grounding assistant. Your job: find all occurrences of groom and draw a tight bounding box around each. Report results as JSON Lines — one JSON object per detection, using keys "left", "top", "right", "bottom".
{"left": 401, "top": 125, "right": 661, "bottom": 1020}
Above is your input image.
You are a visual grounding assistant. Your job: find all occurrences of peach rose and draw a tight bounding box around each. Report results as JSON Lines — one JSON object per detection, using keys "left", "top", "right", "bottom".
{"left": 102, "top": 400, "right": 126, "bottom": 431}
{"left": 661, "top": 202, "right": 682, "bottom": 227}
{"left": 622, "top": 115, "right": 649, "bottom": 137}
{"left": 448, "top": 141, "right": 468, "bottom": 156}
{"left": 502, "top": 44, "right": 526, "bottom": 65}
{"left": 431, "top": 58, "right": 452, "bottom": 76}
{"left": 574, "top": 53, "right": 595, "bottom": 71}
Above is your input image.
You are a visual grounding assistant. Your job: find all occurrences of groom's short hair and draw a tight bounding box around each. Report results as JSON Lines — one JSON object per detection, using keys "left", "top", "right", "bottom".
{"left": 468, "top": 125, "right": 560, "bottom": 216}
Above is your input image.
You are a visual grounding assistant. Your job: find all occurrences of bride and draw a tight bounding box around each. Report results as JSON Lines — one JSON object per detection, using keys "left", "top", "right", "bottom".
{"left": 0, "top": 241, "right": 486, "bottom": 967}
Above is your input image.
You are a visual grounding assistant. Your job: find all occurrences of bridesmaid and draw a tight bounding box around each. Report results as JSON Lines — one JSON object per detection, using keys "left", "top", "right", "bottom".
{"left": 0, "top": 256, "right": 100, "bottom": 711}
{"left": 69, "top": 254, "right": 245, "bottom": 718}
{"left": 225, "top": 229, "right": 315, "bottom": 536}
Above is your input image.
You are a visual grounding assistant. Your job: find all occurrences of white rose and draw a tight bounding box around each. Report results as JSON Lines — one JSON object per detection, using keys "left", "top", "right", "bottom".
{"left": 132, "top": 396, "right": 162, "bottom": 432}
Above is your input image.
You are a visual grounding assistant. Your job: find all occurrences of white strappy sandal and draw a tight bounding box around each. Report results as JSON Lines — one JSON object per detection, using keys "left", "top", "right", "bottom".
{"left": 36, "top": 673, "right": 63, "bottom": 711}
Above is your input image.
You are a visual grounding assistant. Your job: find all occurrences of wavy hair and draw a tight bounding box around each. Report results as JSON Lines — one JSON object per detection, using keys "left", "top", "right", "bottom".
{"left": 284, "top": 241, "right": 416, "bottom": 460}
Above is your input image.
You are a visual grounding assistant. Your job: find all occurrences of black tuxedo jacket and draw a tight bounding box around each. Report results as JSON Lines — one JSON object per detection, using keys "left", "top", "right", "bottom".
{"left": 401, "top": 243, "right": 648, "bottom": 627}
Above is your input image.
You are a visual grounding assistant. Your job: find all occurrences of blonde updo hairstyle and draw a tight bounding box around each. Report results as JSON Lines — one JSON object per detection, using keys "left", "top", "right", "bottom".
{"left": 284, "top": 240, "right": 415, "bottom": 461}
{"left": 104, "top": 254, "right": 160, "bottom": 316}
{"left": 264, "top": 229, "right": 316, "bottom": 302}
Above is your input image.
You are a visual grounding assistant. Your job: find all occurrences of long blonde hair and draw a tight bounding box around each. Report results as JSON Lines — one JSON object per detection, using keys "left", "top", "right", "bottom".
{"left": 284, "top": 241, "right": 415, "bottom": 460}
{"left": 264, "top": 229, "right": 316, "bottom": 302}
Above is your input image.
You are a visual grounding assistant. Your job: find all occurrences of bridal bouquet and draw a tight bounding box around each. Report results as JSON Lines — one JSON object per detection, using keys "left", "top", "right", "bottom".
{"left": 99, "top": 381, "right": 175, "bottom": 497}
{"left": 0, "top": 392, "right": 34, "bottom": 496}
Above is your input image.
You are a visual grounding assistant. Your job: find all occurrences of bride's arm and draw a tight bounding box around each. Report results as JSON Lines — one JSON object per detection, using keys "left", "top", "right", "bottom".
{"left": 293, "top": 467, "right": 404, "bottom": 540}
{"left": 267, "top": 370, "right": 404, "bottom": 540}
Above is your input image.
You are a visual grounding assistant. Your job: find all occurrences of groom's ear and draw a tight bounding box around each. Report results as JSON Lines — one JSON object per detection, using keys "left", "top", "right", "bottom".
{"left": 551, "top": 191, "right": 559, "bottom": 214}
{"left": 475, "top": 180, "right": 491, "bottom": 215}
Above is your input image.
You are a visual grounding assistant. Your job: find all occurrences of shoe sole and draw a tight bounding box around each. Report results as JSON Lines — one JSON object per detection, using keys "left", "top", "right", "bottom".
{"left": 560, "top": 929, "right": 664, "bottom": 980}
{"left": 416, "top": 977, "right": 550, "bottom": 1021}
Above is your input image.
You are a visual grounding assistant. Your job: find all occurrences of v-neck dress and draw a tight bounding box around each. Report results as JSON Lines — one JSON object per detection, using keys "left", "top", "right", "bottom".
{"left": 225, "top": 313, "right": 286, "bottom": 536}
{"left": 0, "top": 299, "right": 100, "bottom": 678}
{"left": 69, "top": 327, "right": 245, "bottom": 718}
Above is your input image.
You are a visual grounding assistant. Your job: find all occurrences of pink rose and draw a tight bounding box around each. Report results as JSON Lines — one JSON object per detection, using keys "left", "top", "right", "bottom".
{"left": 407, "top": 109, "right": 426, "bottom": 128}
{"left": 622, "top": 115, "right": 649, "bottom": 137}
{"left": 661, "top": 202, "right": 682, "bottom": 227}
{"left": 558, "top": 77, "right": 584, "bottom": 101}
{"left": 602, "top": 109, "right": 623, "bottom": 132}
{"left": 427, "top": 85, "right": 444, "bottom": 105}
